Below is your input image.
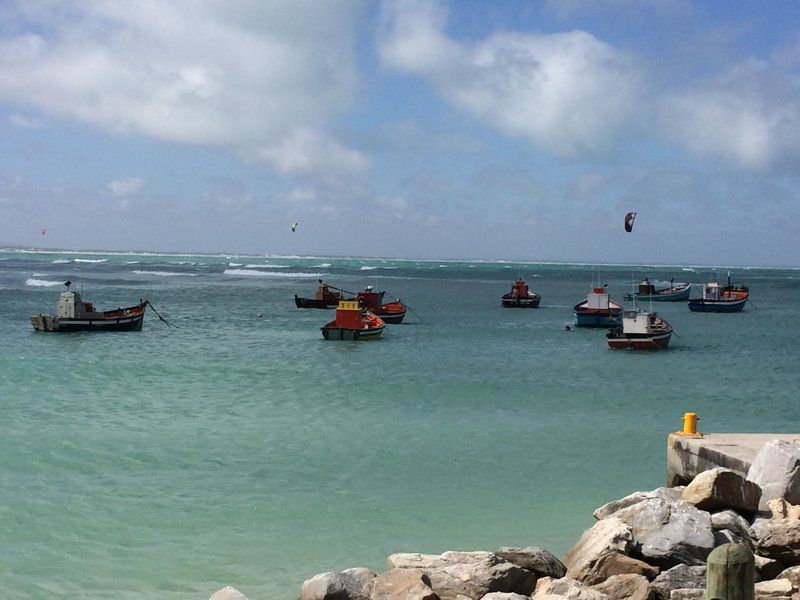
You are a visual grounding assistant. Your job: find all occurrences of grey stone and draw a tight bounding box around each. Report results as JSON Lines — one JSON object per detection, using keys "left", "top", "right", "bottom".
{"left": 751, "top": 518, "right": 800, "bottom": 566}
{"left": 495, "top": 546, "right": 566, "bottom": 579}
{"left": 479, "top": 594, "right": 529, "bottom": 600}
{"left": 648, "top": 565, "right": 706, "bottom": 600}
{"left": 668, "top": 591, "right": 705, "bottom": 600}
{"left": 594, "top": 488, "right": 684, "bottom": 521}
{"left": 371, "top": 569, "right": 439, "bottom": 600}
{"left": 711, "top": 510, "right": 754, "bottom": 543}
{"left": 639, "top": 502, "right": 715, "bottom": 567}
{"left": 590, "top": 573, "right": 654, "bottom": 600}
{"left": 682, "top": 468, "right": 761, "bottom": 514}
{"left": 563, "top": 518, "right": 634, "bottom": 583}
{"left": 583, "top": 552, "right": 660, "bottom": 585}
{"left": 386, "top": 551, "right": 536, "bottom": 600}
{"left": 209, "top": 587, "right": 249, "bottom": 600}
{"left": 747, "top": 440, "right": 800, "bottom": 510}
{"left": 755, "top": 554, "right": 784, "bottom": 582}
{"left": 777, "top": 565, "right": 800, "bottom": 587}
{"left": 755, "top": 578, "right": 794, "bottom": 596}
{"left": 301, "top": 568, "right": 376, "bottom": 600}
{"left": 531, "top": 576, "right": 608, "bottom": 599}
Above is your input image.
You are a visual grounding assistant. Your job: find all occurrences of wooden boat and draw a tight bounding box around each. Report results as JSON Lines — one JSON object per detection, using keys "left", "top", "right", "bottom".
{"left": 624, "top": 278, "right": 691, "bottom": 302}
{"left": 688, "top": 275, "right": 748, "bottom": 312}
{"left": 321, "top": 300, "right": 385, "bottom": 340}
{"left": 607, "top": 310, "right": 673, "bottom": 350}
{"left": 501, "top": 278, "right": 541, "bottom": 308}
{"left": 295, "top": 281, "right": 348, "bottom": 308}
{"left": 356, "top": 286, "right": 406, "bottom": 324}
{"left": 30, "top": 281, "right": 148, "bottom": 332}
{"left": 573, "top": 286, "right": 623, "bottom": 328}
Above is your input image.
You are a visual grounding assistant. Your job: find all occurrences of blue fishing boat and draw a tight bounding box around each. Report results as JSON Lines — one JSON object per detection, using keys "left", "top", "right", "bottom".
{"left": 688, "top": 274, "right": 748, "bottom": 313}
{"left": 573, "top": 286, "right": 623, "bottom": 328}
{"left": 624, "top": 278, "right": 691, "bottom": 302}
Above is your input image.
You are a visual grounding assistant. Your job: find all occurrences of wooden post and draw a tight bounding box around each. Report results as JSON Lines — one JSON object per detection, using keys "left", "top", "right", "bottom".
{"left": 707, "top": 543, "right": 754, "bottom": 600}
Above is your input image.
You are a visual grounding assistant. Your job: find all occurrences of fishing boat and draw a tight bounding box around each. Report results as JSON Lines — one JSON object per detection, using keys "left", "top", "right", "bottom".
{"left": 501, "top": 278, "right": 541, "bottom": 308}
{"left": 688, "top": 274, "right": 748, "bottom": 312}
{"left": 607, "top": 310, "right": 673, "bottom": 350}
{"left": 624, "top": 278, "right": 691, "bottom": 302}
{"left": 356, "top": 286, "right": 407, "bottom": 324}
{"left": 295, "top": 281, "right": 348, "bottom": 308}
{"left": 573, "top": 286, "right": 623, "bottom": 328}
{"left": 321, "top": 300, "right": 385, "bottom": 340}
{"left": 30, "top": 281, "right": 148, "bottom": 332}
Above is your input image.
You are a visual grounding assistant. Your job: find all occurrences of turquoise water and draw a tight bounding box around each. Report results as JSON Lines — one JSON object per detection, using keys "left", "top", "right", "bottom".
{"left": 1, "top": 250, "right": 798, "bottom": 599}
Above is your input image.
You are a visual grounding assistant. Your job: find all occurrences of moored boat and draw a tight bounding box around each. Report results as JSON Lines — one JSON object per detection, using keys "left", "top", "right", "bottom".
{"left": 30, "top": 281, "right": 148, "bottom": 332}
{"left": 607, "top": 310, "right": 673, "bottom": 350}
{"left": 688, "top": 274, "right": 748, "bottom": 313}
{"left": 321, "top": 300, "right": 385, "bottom": 340}
{"left": 356, "top": 286, "right": 406, "bottom": 324}
{"left": 624, "top": 278, "right": 691, "bottom": 302}
{"left": 295, "top": 281, "right": 348, "bottom": 308}
{"left": 501, "top": 278, "right": 541, "bottom": 308}
{"left": 573, "top": 286, "right": 623, "bottom": 328}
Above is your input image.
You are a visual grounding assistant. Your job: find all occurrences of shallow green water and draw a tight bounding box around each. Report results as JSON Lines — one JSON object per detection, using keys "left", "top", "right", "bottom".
{"left": 1, "top": 250, "right": 797, "bottom": 598}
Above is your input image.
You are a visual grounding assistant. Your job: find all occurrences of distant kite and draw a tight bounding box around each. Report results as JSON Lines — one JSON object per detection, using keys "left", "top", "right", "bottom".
{"left": 291, "top": 222, "right": 298, "bottom": 232}
{"left": 41, "top": 227, "right": 46, "bottom": 236}
{"left": 624, "top": 212, "right": 637, "bottom": 233}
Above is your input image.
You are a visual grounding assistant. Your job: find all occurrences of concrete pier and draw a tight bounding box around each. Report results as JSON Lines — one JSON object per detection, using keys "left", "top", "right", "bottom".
{"left": 667, "top": 433, "right": 800, "bottom": 486}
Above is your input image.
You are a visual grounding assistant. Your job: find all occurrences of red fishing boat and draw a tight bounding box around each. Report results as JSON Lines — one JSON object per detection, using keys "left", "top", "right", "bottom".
{"left": 356, "top": 286, "right": 407, "bottom": 324}
{"left": 30, "top": 281, "right": 148, "bottom": 332}
{"left": 501, "top": 278, "right": 541, "bottom": 308}
{"left": 321, "top": 300, "right": 385, "bottom": 340}
{"left": 295, "top": 281, "right": 348, "bottom": 308}
{"left": 606, "top": 310, "right": 673, "bottom": 350}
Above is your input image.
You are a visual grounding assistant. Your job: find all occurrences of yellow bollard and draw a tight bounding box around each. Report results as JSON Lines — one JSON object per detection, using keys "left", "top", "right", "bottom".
{"left": 682, "top": 412, "right": 698, "bottom": 435}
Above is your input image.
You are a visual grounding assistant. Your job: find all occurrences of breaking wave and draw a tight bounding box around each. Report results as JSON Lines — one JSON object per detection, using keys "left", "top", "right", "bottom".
{"left": 359, "top": 266, "right": 377, "bottom": 271}
{"left": 132, "top": 270, "right": 190, "bottom": 277}
{"left": 74, "top": 259, "right": 107, "bottom": 263}
{"left": 26, "top": 278, "right": 62, "bottom": 287}
{"left": 223, "top": 269, "right": 324, "bottom": 278}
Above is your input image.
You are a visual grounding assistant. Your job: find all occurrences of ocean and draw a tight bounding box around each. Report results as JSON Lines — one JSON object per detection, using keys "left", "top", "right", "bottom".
{"left": 1, "top": 249, "right": 797, "bottom": 599}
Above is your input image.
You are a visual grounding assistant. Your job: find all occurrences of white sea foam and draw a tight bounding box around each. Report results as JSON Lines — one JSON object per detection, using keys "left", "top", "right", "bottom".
{"left": 26, "top": 278, "right": 62, "bottom": 287}
{"left": 74, "top": 258, "right": 107, "bottom": 263}
{"left": 244, "top": 263, "right": 290, "bottom": 269}
{"left": 223, "top": 269, "right": 324, "bottom": 278}
{"left": 315, "top": 263, "right": 332, "bottom": 268}
{"left": 32, "top": 272, "right": 46, "bottom": 277}
{"left": 133, "top": 270, "right": 189, "bottom": 277}
{"left": 229, "top": 262, "right": 243, "bottom": 267}
{"left": 125, "top": 261, "right": 140, "bottom": 264}
{"left": 359, "top": 266, "right": 377, "bottom": 270}
{"left": 52, "top": 259, "right": 71, "bottom": 264}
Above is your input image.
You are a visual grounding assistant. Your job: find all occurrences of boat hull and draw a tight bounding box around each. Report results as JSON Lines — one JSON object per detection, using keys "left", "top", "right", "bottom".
{"left": 624, "top": 285, "right": 691, "bottom": 302}
{"left": 607, "top": 331, "right": 672, "bottom": 349}
{"left": 295, "top": 295, "right": 340, "bottom": 309}
{"left": 373, "top": 308, "right": 406, "bottom": 324}
{"left": 501, "top": 296, "right": 541, "bottom": 308}
{"left": 30, "top": 311, "right": 146, "bottom": 332}
{"left": 321, "top": 325, "right": 385, "bottom": 340}
{"left": 688, "top": 297, "right": 747, "bottom": 312}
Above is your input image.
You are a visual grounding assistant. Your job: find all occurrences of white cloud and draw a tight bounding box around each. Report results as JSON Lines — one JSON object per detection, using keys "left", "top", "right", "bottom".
{"left": 661, "top": 59, "right": 800, "bottom": 170}
{"left": 8, "top": 114, "right": 42, "bottom": 128}
{"left": 378, "top": 0, "right": 643, "bottom": 156}
{"left": 0, "top": 1, "right": 364, "bottom": 162}
{"left": 256, "top": 127, "right": 370, "bottom": 175}
{"left": 105, "top": 177, "right": 146, "bottom": 196}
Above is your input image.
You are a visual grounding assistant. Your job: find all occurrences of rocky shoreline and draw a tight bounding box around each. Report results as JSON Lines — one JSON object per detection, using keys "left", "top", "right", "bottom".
{"left": 209, "top": 439, "right": 800, "bottom": 600}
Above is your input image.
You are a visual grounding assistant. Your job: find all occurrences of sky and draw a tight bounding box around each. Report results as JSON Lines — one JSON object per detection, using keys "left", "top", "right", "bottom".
{"left": 0, "top": 0, "right": 798, "bottom": 266}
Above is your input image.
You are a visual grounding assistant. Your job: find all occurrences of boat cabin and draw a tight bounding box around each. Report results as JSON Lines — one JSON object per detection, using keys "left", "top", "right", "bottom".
{"left": 622, "top": 310, "right": 655, "bottom": 334}
{"left": 57, "top": 291, "right": 96, "bottom": 319}
{"left": 334, "top": 300, "right": 366, "bottom": 328}
{"left": 702, "top": 282, "right": 722, "bottom": 301}
{"left": 637, "top": 279, "right": 656, "bottom": 295}
{"left": 586, "top": 287, "right": 611, "bottom": 310}
{"left": 356, "top": 286, "right": 385, "bottom": 309}
{"left": 315, "top": 283, "right": 341, "bottom": 302}
{"left": 509, "top": 279, "right": 529, "bottom": 298}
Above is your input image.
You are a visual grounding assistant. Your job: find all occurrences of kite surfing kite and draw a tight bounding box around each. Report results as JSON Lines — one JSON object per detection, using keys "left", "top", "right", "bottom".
{"left": 624, "top": 212, "right": 637, "bottom": 233}
{"left": 41, "top": 227, "right": 46, "bottom": 236}
{"left": 291, "top": 222, "right": 298, "bottom": 232}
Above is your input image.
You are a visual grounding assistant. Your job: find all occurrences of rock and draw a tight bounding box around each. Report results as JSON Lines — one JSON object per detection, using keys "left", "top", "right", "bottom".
{"left": 711, "top": 510, "right": 754, "bottom": 544}
{"left": 648, "top": 565, "right": 706, "bottom": 600}
{"left": 495, "top": 546, "right": 566, "bottom": 579}
{"left": 532, "top": 576, "right": 608, "bottom": 599}
{"left": 371, "top": 569, "right": 439, "bottom": 600}
{"left": 777, "top": 565, "right": 800, "bottom": 587}
{"left": 751, "top": 518, "right": 800, "bottom": 565}
{"left": 668, "top": 590, "right": 705, "bottom": 600}
{"left": 682, "top": 468, "right": 761, "bottom": 514}
{"left": 386, "top": 551, "right": 537, "bottom": 600}
{"left": 301, "top": 568, "right": 376, "bottom": 600}
{"left": 479, "top": 594, "right": 529, "bottom": 600}
{"left": 563, "top": 518, "right": 634, "bottom": 583}
{"left": 584, "top": 552, "right": 660, "bottom": 585}
{"left": 209, "top": 587, "right": 249, "bottom": 600}
{"left": 747, "top": 440, "right": 800, "bottom": 510}
{"left": 594, "top": 488, "right": 684, "bottom": 521}
{"left": 755, "top": 554, "right": 785, "bottom": 582}
{"left": 768, "top": 499, "right": 800, "bottom": 520}
{"left": 639, "top": 502, "right": 715, "bottom": 567}
{"left": 755, "top": 578, "right": 794, "bottom": 597}
{"left": 590, "top": 573, "right": 653, "bottom": 600}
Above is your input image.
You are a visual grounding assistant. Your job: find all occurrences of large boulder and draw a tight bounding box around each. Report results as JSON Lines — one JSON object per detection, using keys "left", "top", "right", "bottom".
{"left": 746, "top": 440, "right": 800, "bottom": 510}
{"left": 682, "top": 468, "right": 761, "bottom": 514}
{"left": 386, "top": 552, "right": 537, "bottom": 600}
{"left": 754, "top": 554, "right": 784, "bottom": 582}
{"left": 301, "top": 568, "right": 376, "bottom": 600}
{"left": 479, "top": 594, "right": 529, "bottom": 600}
{"left": 754, "top": 577, "right": 794, "bottom": 597}
{"left": 563, "top": 518, "right": 634, "bottom": 583}
{"left": 711, "top": 510, "right": 754, "bottom": 547}
{"left": 637, "top": 502, "right": 715, "bottom": 567}
{"left": 667, "top": 591, "right": 704, "bottom": 599}
{"left": 209, "top": 587, "right": 249, "bottom": 600}
{"left": 776, "top": 565, "right": 800, "bottom": 587}
{"left": 648, "top": 565, "right": 706, "bottom": 600}
{"left": 370, "top": 569, "right": 439, "bottom": 600}
{"left": 593, "top": 489, "right": 684, "bottom": 521}
{"left": 590, "top": 574, "right": 653, "bottom": 600}
{"left": 768, "top": 498, "right": 800, "bottom": 520}
{"left": 531, "top": 576, "right": 608, "bottom": 599}
{"left": 583, "top": 552, "right": 660, "bottom": 585}
{"left": 495, "top": 546, "right": 566, "bottom": 579}
{"left": 750, "top": 518, "right": 800, "bottom": 566}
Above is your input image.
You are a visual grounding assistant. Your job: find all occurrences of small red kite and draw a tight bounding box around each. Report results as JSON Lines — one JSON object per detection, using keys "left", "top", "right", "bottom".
{"left": 624, "top": 212, "right": 637, "bottom": 233}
